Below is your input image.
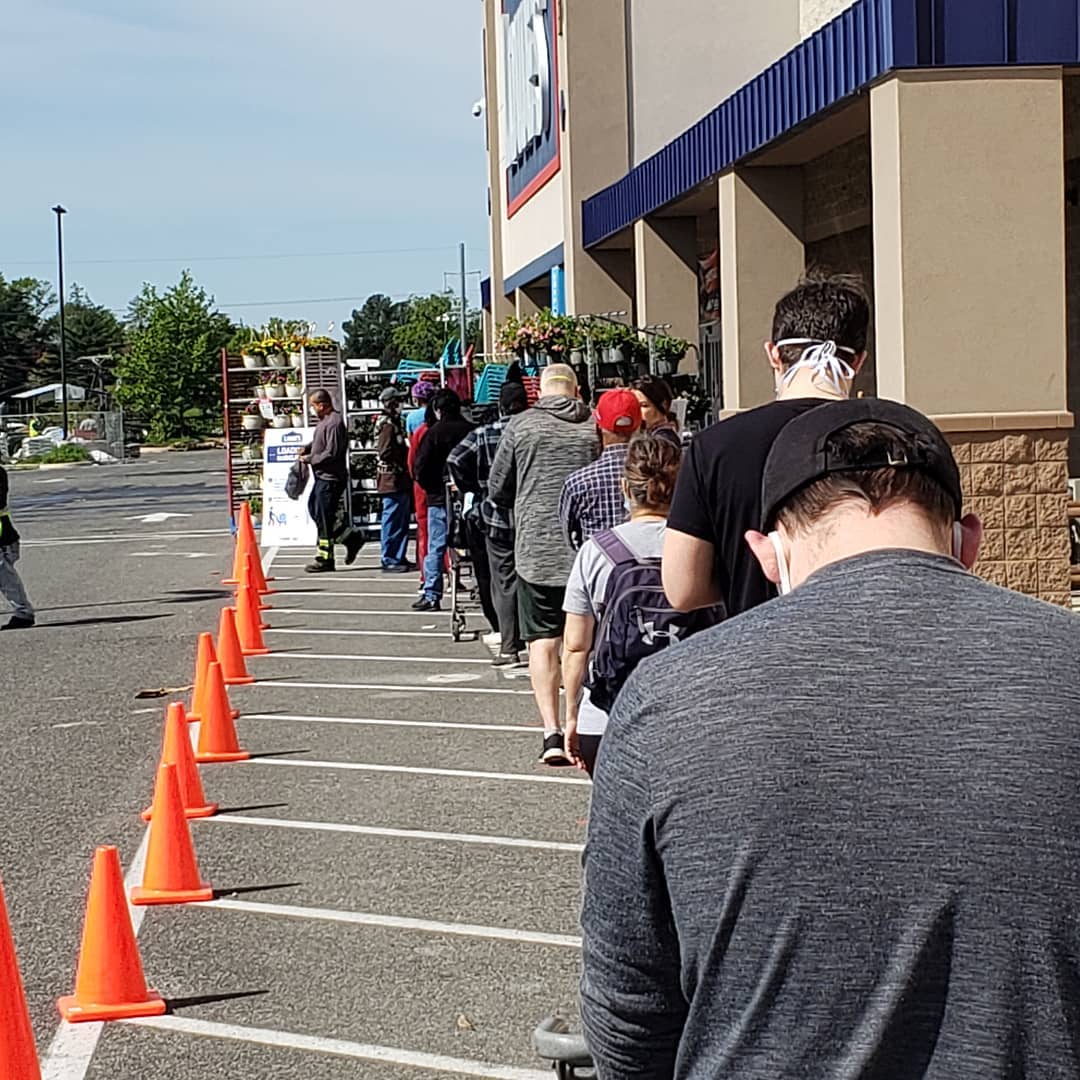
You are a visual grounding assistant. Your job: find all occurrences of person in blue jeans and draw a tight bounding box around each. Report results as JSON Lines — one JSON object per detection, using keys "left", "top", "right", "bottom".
{"left": 412, "top": 388, "right": 473, "bottom": 611}
{"left": 373, "top": 386, "right": 413, "bottom": 573}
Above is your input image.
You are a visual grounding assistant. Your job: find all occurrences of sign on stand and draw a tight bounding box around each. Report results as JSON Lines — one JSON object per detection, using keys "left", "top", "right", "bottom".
{"left": 262, "top": 427, "right": 317, "bottom": 548}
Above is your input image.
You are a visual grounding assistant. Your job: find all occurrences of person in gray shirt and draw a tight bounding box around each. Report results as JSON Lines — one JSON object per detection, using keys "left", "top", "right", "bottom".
{"left": 582, "top": 397, "right": 1080, "bottom": 1079}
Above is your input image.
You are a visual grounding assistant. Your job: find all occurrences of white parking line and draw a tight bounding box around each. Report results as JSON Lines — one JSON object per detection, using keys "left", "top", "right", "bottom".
{"left": 205, "top": 897, "right": 583, "bottom": 948}
{"left": 269, "top": 652, "right": 493, "bottom": 665}
{"left": 266, "top": 628, "right": 447, "bottom": 639}
{"left": 125, "top": 1016, "right": 552, "bottom": 1080}
{"left": 271, "top": 608, "right": 448, "bottom": 617}
{"left": 278, "top": 590, "right": 426, "bottom": 597}
{"left": 243, "top": 712, "right": 541, "bottom": 733}
{"left": 247, "top": 758, "right": 592, "bottom": 787}
{"left": 202, "top": 813, "right": 583, "bottom": 852}
{"left": 258, "top": 680, "right": 531, "bottom": 696}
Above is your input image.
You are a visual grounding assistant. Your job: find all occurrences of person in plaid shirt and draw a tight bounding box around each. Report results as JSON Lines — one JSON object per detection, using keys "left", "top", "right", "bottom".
{"left": 448, "top": 381, "right": 529, "bottom": 665}
{"left": 559, "top": 388, "right": 643, "bottom": 552}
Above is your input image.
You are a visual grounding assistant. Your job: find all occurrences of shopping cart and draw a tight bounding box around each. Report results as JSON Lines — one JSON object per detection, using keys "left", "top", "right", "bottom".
{"left": 533, "top": 1017, "right": 595, "bottom": 1079}
{"left": 445, "top": 483, "right": 482, "bottom": 643}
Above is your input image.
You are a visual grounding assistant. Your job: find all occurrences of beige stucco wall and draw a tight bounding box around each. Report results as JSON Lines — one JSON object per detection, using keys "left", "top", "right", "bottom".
{"left": 800, "top": 0, "right": 854, "bottom": 37}
{"left": 630, "top": 0, "right": 800, "bottom": 164}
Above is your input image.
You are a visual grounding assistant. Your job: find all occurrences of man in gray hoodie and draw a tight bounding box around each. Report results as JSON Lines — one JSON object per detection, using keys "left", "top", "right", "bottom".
{"left": 489, "top": 364, "right": 598, "bottom": 764}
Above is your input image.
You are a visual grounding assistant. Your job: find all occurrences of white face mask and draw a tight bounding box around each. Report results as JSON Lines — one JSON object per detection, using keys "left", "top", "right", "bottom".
{"left": 774, "top": 339, "right": 858, "bottom": 396}
{"left": 768, "top": 531, "right": 793, "bottom": 595}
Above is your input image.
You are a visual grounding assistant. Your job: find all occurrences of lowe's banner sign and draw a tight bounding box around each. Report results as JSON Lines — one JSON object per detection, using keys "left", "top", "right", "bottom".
{"left": 503, "top": 0, "right": 560, "bottom": 215}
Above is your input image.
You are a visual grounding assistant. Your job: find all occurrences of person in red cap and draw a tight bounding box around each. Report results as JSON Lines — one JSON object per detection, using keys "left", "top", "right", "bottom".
{"left": 558, "top": 388, "right": 643, "bottom": 552}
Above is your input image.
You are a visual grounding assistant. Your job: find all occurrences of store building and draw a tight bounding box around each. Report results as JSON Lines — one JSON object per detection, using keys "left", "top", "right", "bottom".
{"left": 479, "top": 0, "right": 1080, "bottom": 605}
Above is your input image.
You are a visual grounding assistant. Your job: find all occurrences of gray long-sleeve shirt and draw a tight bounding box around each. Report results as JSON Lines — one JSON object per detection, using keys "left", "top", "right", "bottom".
{"left": 307, "top": 410, "right": 348, "bottom": 482}
{"left": 488, "top": 396, "right": 597, "bottom": 586}
{"left": 582, "top": 550, "right": 1080, "bottom": 1080}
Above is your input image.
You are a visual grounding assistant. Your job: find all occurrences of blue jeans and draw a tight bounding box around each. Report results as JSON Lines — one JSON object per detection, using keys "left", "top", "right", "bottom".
{"left": 423, "top": 504, "right": 448, "bottom": 602}
{"left": 380, "top": 492, "right": 411, "bottom": 567}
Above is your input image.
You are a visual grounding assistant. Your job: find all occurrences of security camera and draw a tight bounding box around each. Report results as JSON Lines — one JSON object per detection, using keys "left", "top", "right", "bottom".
{"left": 472, "top": 100, "right": 484, "bottom": 118}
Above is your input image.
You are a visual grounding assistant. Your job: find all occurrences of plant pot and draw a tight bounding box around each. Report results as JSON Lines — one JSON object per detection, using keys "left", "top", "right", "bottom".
{"left": 569, "top": 349, "right": 585, "bottom": 367}
{"left": 361, "top": 478, "right": 377, "bottom": 491}
{"left": 241, "top": 415, "right": 265, "bottom": 431}
{"left": 289, "top": 352, "right": 302, "bottom": 368}
{"left": 267, "top": 353, "right": 289, "bottom": 368}
{"left": 285, "top": 383, "right": 302, "bottom": 399}
{"left": 255, "top": 385, "right": 267, "bottom": 399}
{"left": 271, "top": 415, "right": 290, "bottom": 429}
{"left": 291, "top": 415, "right": 305, "bottom": 428}
{"left": 241, "top": 354, "right": 261, "bottom": 369}
{"left": 266, "top": 384, "right": 285, "bottom": 399}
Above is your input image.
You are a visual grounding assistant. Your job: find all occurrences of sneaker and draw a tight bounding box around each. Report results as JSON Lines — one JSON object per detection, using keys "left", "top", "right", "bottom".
{"left": 304, "top": 561, "right": 335, "bottom": 574}
{"left": 344, "top": 534, "right": 365, "bottom": 566}
{"left": 540, "top": 732, "right": 569, "bottom": 766}
{"left": 1, "top": 615, "right": 35, "bottom": 631}
{"left": 482, "top": 630, "right": 501, "bottom": 647}
{"left": 382, "top": 563, "right": 411, "bottom": 574}
{"left": 491, "top": 650, "right": 524, "bottom": 668}
{"left": 411, "top": 597, "right": 441, "bottom": 612}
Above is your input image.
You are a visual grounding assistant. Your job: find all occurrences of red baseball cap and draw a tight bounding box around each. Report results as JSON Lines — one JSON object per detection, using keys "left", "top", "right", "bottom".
{"left": 594, "top": 388, "right": 643, "bottom": 434}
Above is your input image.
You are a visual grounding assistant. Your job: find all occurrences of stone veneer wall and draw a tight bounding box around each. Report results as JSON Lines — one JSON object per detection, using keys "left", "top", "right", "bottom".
{"left": 948, "top": 429, "right": 1071, "bottom": 606}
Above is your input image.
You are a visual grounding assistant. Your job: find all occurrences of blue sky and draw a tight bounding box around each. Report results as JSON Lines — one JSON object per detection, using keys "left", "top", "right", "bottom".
{"left": 1, "top": 0, "right": 489, "bottom": 332}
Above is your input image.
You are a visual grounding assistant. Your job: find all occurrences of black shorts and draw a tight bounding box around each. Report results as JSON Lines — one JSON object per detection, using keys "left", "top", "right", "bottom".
{"left": 517, "top": 579, "right": 566, "bottom": 642}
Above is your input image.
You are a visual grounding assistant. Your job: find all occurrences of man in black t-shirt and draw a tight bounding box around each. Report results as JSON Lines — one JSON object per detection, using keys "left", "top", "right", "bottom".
{"left": 663, "top": 274, "right": 870, "bottom": 616}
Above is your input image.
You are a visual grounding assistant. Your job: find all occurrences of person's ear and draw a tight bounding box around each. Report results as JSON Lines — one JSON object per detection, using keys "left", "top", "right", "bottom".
{"left": 850, "top": 351, "right": 868, "bottom": 376}
{"left": 745, "top": 530, "right": 780, "bottom": 584}
{"left": 764, "top": 342, "right": 783, "bottom": 375}
{"left": 957, "top": 513, "right": 982, "bottom": 570}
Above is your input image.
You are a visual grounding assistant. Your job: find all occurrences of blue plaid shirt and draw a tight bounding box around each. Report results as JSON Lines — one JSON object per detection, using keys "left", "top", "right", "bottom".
{"left": 559, "top": 442, "right": 630, "bottom": 551}
{"left": 447, "top": 417, "right": 513, "bottom": 544}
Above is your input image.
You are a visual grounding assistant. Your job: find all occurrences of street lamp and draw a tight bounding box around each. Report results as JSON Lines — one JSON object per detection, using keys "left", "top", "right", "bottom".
{"left": 52, "top": 205, "right": 69, "bottom": 436}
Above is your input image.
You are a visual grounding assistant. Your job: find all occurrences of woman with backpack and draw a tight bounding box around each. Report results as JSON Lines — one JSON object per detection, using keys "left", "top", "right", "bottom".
{"left": 562, "top": 433, "right": 722, "bottom": 776}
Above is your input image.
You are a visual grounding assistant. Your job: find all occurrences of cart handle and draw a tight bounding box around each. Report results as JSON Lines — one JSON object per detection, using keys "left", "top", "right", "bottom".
{"left": 533, "top": 1017, "right": 593, "bottom": 1066}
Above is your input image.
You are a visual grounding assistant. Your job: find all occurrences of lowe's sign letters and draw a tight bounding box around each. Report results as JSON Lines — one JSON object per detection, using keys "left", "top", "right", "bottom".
{"left": 503, "top": 0, "right": 559, "bottom": 212}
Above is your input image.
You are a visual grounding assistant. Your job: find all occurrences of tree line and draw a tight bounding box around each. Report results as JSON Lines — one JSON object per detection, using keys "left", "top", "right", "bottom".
{"left": 0, "top": 271, "right": 480, "bottom": 443}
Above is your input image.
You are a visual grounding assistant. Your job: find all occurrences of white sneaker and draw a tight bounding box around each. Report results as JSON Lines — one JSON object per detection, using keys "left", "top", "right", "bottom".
{"left": 482, "top": 631, "right": 501, "bottom": 646}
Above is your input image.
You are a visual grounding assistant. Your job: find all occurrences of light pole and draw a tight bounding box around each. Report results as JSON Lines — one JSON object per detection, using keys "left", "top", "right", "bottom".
{"left": 52, "top": 205, "right": 69, "bottom": 436}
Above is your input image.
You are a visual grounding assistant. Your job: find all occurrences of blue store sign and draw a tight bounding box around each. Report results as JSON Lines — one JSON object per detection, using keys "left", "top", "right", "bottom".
{"left": 503, "top": 0, "right": 560, "bottom": 216}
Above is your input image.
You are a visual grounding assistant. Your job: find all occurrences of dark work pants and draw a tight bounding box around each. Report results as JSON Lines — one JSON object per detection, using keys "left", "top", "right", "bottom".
{"left": 463, "top": 514, "right": 497, "bottom": 634}
{"left": 308, "top": 477, "right": 349, "bottom": 565}
{"left": 485, "top": 531, "right": 522, "bottom": 654}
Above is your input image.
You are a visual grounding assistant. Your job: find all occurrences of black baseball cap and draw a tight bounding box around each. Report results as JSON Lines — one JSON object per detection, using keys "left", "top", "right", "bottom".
{"left": 760, "top": 398, "right": 963, "bottom": 530}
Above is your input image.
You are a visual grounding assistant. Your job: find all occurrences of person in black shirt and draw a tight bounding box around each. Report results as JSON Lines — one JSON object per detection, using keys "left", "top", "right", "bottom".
{"left": 412, "top": 388, "right": 474, "bottom": 612}
{"left": 663, "top": 274, "right": 869, "bottom": 616}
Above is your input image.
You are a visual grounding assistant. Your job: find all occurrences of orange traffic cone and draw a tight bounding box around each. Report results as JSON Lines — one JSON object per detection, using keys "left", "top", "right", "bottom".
{"left": 224, "top": 503, "right": 255, "bottom": 586}
{"left": 187, "top": 633, "right": 216, "bottom": 722}
{"left": 0, "top": 882, "right": 41, "bottom": 1079}
{"left": 142, "top": 704, "right": 218, "bottom": 821}
{"left": 217, "top": 607, "right": 254, "bottom": 685}
{"left": 239, "top": 552, "right": 271, "bottom": 611}
{"left": 131, "top": 764, "right": 214, "bottom": 906}
{"left": 235, "top": 585, "right": 270, "bottom": 656}
{"left": 57, "top": 846, "right": 166, "bottom": 1022}
{"left": 195, "top": 662, "right": 251, "bottom": 763}
{"left": 239, "top": 503, "right": 273, "bottom": 584}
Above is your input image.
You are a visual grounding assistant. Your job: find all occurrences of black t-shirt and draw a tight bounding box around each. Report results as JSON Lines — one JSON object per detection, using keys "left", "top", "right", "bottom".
{"left": 667, "top": 399, "right": 825, "bottom": 617}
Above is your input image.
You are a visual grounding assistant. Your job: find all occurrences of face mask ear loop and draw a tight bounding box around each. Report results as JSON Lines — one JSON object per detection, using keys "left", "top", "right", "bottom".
{"left": 769, "top": 531, "right": 793, "bottom": 595}
{"left": 775, "top": 339, "right": 857, "bottom": 397}
{"left": 952, "top": 521, "right": 964, "bottom": 563}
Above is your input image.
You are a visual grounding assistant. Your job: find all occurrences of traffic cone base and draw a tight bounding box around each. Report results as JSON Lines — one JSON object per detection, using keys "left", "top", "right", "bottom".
{"left": 131, "top": 764, "right": 214, "bottom": 907}
{"left": 58, "top": 991, "right": 166, "bottom": 1023}
{"left": 141, "top": 800, "right": 218, "bottom": 822}
{"left": 194, "top": 748, "right": 251, "bottom": 763}
{"left": 243, "top": 646, "right": 271, "bottom": 657}
{"left": 58, "top": 846, "right": 164, "bottom": 1023}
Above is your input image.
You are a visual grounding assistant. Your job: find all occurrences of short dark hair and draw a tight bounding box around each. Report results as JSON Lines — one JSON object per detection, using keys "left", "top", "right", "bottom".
{"left": 776, "top": 421, "right": 957, "bottom": 541}
{"left": 309, "top": 389, "right": 332, "bottom": 406}
{"left": 499, "top": 381, "right": 528, "bottom": 416}
{"left": 432, "top": 388, "right": 462, "bottom": 416}
{"left": 771, "top": 272, "right": 870, "bottom": 370}
{"left": 631, "top": 375, "right": 673, "bottom": 419}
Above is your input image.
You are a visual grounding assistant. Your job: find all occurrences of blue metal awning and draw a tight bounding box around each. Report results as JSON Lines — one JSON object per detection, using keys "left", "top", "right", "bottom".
{"left": 582, "top": 0, "right": 1080, "bottom": 249}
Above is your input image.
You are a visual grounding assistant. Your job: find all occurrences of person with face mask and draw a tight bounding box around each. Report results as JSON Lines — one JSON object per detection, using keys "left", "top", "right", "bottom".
{"left": 582, "top": 398, "right": 1080, "bottom": 1079}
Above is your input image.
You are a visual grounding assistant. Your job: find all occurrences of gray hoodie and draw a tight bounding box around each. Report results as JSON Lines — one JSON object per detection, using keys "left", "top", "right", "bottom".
{"left": 488, "top": 395, "right": 598, "bottom": 586}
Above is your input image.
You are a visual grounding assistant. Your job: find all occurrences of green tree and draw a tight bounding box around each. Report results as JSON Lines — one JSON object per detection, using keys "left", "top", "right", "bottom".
{"left": 342, "top": 294, "right": 406, "bottom": 361}
{"left": 40, "top": 285, "right": 125, "bottom": 393}
{"left": 0, "top": 275, "right": 53, "bottom": 396}
{"left": 115, "top": 271, "right": 234, "bottom": 441}
{"left": 391, "top": 293, "right": 481, "bottom": 363}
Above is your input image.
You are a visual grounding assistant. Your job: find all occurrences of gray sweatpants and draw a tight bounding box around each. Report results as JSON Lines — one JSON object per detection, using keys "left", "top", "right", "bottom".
{"left": 0, "top": 543, "right": 33, "bottom": 619}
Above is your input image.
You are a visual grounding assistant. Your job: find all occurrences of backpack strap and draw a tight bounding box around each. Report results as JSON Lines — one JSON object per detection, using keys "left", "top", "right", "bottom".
{"left": 593, "top": 529, "right": 636, "bottom": 567}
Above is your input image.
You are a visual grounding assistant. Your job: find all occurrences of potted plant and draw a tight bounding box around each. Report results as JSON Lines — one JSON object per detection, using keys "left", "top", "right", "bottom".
{"left": 254, "top": 380, "right": 267, "bottom": 399}
{"left": 241, "top": 403, "right": 266, "bottom": 431}
{"left": 357, "top": 453, "right": 378, "bottom": 490}
{"left": 285, "top": 369, "right": 303, "bottom": 399}
{"left": 241, "top": 441, "right": 259, "bottom": 462}
{"left": 653, "top": 335, "right": 690, "bottom": 377}
{"left": 266, "top": 339, "right": 290, "bottom": 368}
{"left": 290, "top": 405, "right": 306, "bottom": 428}
{"left": 271, "top": 410, "right": 291, "bottom": 429}
{"left": 265, "top": 372, "right": 287, "bottom": 399}
{"left": 231, "top": 327, "right": 263, "bottom": 368}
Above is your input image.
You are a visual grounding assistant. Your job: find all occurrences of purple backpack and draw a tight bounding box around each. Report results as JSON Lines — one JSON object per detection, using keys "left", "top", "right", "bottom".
{"left": 585, "top": 529, "right": 725, "bottom": 713}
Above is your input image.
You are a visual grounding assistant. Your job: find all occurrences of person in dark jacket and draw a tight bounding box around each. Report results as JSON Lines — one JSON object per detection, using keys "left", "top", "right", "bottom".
{"left": 412, "top": 388, "right": 473, "bottom": 612}
{"left": 0, "top": 464, "right": 34, "bottom": 629}
{"left": 299, "top": 389, "right": 363, "bottom": 573}
{"left": 374, "top": 385, "right": 413, "bottom": 573}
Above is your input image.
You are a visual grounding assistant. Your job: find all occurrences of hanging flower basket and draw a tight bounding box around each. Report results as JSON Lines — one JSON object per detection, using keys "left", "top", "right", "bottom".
{"left": 291, "top": 412, "right": 305, "bottom": 428}
{"left": 271, "top": 414, "right": 291, "bottom": 429}
{"left": 289, "top": 352, "right": 302, "bottom": 368}
{"left": 241, "top": 353, "right": 262, "bottom": 370}
{"left": 242, "top": 414, "right": 265, "bottom": 431}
